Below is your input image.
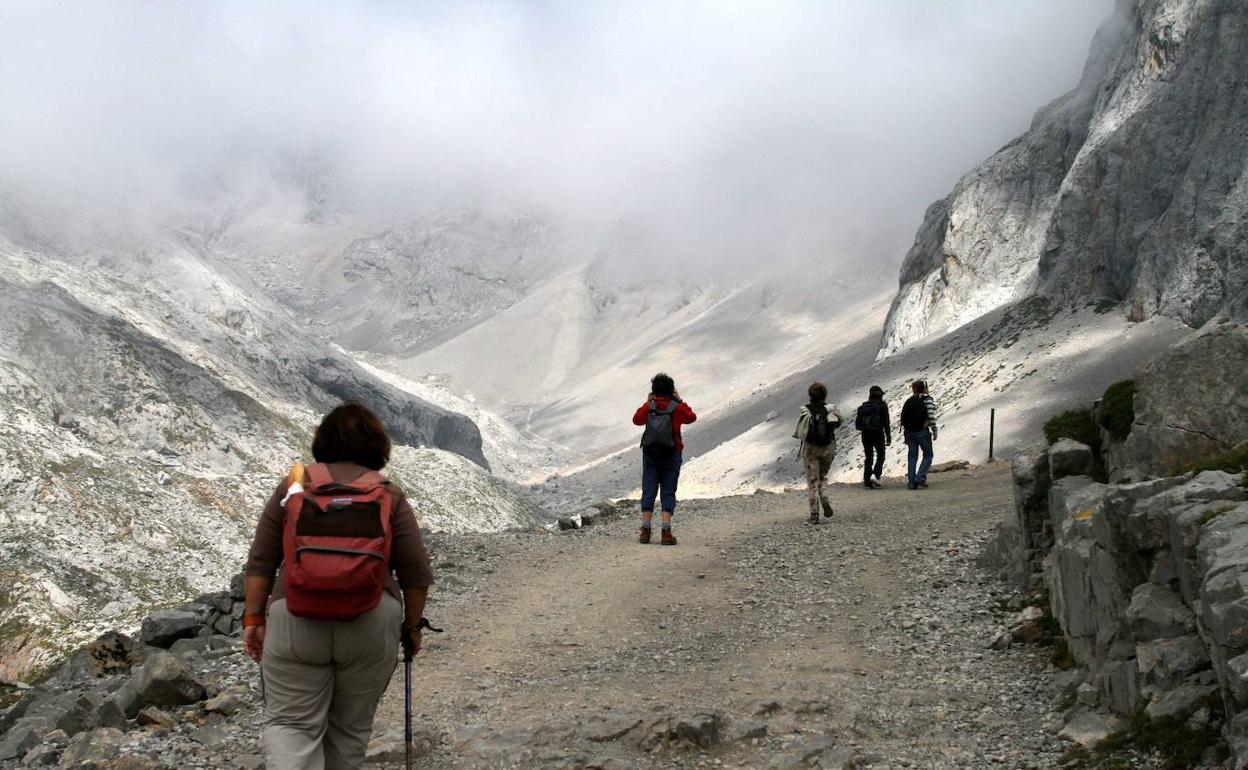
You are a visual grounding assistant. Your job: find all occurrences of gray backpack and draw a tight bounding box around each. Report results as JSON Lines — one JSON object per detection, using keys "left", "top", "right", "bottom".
{"left": 640, "top": 400, "right": 678, "bottom": 456}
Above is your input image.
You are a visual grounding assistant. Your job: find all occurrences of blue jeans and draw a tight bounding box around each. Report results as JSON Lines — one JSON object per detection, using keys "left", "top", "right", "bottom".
{"left": 641, "top": 451, "right": 683, "bottom": 513}
{"left": 905, "top": 429, "right": 933, "bottom": 484}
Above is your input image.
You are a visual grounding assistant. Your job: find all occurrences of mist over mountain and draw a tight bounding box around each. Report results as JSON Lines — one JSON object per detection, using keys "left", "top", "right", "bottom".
{"left": 0, "top": 1, "right": 1111, "bottom": 278}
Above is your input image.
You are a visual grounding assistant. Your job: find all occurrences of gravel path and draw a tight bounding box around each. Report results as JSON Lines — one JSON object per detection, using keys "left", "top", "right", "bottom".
{"left": 365, "top": 461, "right": 1072, "bottom": 769}
{"left": 14, "top": 463, "right": 1075, "bottom": 769}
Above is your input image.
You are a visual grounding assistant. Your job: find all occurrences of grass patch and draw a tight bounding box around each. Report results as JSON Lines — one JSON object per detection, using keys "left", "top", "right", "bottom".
{"left": 1060, "top": 709, "right": 1228, "bottom": 769}
{"left": 1183, "top": 441, "right": 1248, "bottom": 476}
{"left": 1200, "top": 502, "right": 1241, "bottom": 526}
{"left": 1044, "top": 408, "right": 1102, "bottom": 452}
{"left": 1099, "top": 380, "right": 1135, "bottom": 442}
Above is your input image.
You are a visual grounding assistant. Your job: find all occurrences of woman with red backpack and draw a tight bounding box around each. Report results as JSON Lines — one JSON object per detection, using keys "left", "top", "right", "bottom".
{"left": 241, "top": 402, "right": 435, "bottom": 770}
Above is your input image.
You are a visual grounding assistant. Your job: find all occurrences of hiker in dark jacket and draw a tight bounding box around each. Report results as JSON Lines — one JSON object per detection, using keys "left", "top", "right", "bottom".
{"left": 854, "top": 385, "right": 891, "bottom": 489}
{"left": 899, "top": 379, "right": 937, "bottom": 490}
{"left": 632, "top": 373, "right": 697, "bottom": 545}
{"left": 794, "top": 382, "right": 841, "bottom": 523}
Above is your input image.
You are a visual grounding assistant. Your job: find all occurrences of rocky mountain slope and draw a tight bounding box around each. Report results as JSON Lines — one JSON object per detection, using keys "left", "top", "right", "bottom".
{"left": 0, "top": 243, "right": 541, "bottom": 681}
{"left": 880, "top": 0, "right": 1248, "bottom": 356}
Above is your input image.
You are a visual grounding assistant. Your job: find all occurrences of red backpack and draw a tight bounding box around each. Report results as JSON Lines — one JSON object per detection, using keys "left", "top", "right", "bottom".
{"left": 281, "top": 463, "right": 394, "bottom": 620}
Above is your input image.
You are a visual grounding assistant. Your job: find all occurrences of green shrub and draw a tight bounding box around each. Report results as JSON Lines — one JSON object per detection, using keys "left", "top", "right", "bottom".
{"left": 1044, "top": 408, "right": 1101, "bottom": 451}
{"left": 1184, "top": 441, "right": 1248, "bottom": 476}
{"left": 1099, "top": 380, "right": 1135, "bottom": 441}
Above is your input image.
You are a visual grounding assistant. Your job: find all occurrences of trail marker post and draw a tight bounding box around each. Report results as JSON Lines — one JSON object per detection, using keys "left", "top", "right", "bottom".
{"left": 988, "top": 408, "right": 996, "bottom": 462}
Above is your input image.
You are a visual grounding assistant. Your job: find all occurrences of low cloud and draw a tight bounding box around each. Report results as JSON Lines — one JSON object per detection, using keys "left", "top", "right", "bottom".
{"left": 0, "top": 1, "right": 1112, "bottom": 273}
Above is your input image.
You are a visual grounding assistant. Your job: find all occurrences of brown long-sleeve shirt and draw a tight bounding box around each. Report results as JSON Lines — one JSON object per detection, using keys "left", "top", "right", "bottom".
{"left": 244, "top": 462, "right": 435, "bottom": 602}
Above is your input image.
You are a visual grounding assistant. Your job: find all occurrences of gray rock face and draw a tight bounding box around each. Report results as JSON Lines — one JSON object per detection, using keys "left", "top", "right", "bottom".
{"left": 1118, "top": 322, "right": 1248, "bottom": 478}
{"left": 880, "top": 0, "right": 1248, "bottom": 356}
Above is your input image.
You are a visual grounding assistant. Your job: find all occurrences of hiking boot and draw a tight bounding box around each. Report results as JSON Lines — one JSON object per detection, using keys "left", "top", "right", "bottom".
{"left": 661, "top": 529, "right": 678, "bottom": 546}
{"left": 869, "top": 478, "right": 883, "bottom": 489}
{"left": 908, "top": 481, "right": 918, "bottom": 490}
{"left": 808, "top": 511, "right": 820, "bottom": 524}
{"left": 918, "top": 481, "right": 929, "bottom": 488}
{"left": 639, "top": 527, "right": 651, "bottom": 544}
{"left": 820, "top": 497, "right": 834, "bottom": 518}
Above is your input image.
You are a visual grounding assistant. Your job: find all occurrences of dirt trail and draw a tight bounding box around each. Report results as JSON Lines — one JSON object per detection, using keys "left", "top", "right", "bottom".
{"left": 368, "top": 462, "right": 1071, "bottom": 769}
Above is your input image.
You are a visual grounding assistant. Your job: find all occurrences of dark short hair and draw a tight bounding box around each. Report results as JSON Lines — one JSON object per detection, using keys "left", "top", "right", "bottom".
{"left": 869, "top": 385, "right": 884, "bottom": 400}
{"left": 311, "top": 402, "right": 391, "bottom": 470}
{"left": 651, "top": 373, "right": 675, "bottom": 397}
{"left": 808, "top": 382, "right": 827, "bottom": 403}
{"left": 912, "top": 380, "right": 927, "bottom": 394}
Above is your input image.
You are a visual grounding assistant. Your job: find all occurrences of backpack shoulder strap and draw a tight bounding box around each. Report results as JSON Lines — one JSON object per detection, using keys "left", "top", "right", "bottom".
{"left": 352, "top": 470, "right": 387, "bottom": 489}
{"left": 305, "top": 463, "right": 334, "bottom": 489}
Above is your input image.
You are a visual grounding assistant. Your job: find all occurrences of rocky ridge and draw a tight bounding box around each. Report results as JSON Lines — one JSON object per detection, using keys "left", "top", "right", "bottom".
{"left": 881, "top": 0, "right": 1248, "bottom": 356}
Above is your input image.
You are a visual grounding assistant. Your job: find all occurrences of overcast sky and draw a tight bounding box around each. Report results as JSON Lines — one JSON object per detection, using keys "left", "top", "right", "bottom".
{"left": 0, "top": 1, "right": 1113, "bottom": 271}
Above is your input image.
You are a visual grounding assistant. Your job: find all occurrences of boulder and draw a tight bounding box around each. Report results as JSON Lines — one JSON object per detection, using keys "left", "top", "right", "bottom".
{"left": 22, "top": 691, "right": 91, "bottom": 737}
{"left": 53, "top": 633, "right": 139, "bottom": 683}
{"left": 929, "top": 459, "right": 970, "bottom": 473}
{"left": 1049, "top": 439, "right": 1095, "bottom": 481}
{"left": 768, "top": 735, "right": 842, "bottom": 769}
{"left": 203, "top": 687, "right": 248, "bottom": 717}
{"left": 139, "top": 610, "right": 204, "bottom": 648}
{"left": 640, "top": 712, "right": 726, "bottom": 751}
{"left": 1195, "top": 509, "right": 1248, "bottom": 708}
{"left": 1145, "top": 680, "right": 1218, "bottom": 721}
{"left": 229, "top": 573, "right": 246, "bottom": 601}
{"left": 1012, "top": 442, "right": 1052, "bottom": 586}
{"left": 92, "top": 698, "right": 127, "bottom": 731}
{"left": 0, "top": 717, "right": 55, "bottom": 761}
{"left": 1044, "top": 476, "right": 1128, "bottom": 666}
{"left": 1125, "top": 584, "right": 1196, "bottom": 641}
{"left": 1009, "top": 606, "right": 1046, "bottom": 644}
{"left": 101, "top": 682, "right": 141, "bottom": 721}
{"left": 1120, "top": 323, "right": 1248, "bottom": 479}
{"left": 56, "top": 727, "right": 124, "bottom": 767}
{"left": 1227, "top": 652, "right": 1248, "bottom": 706}
{"left": 1229, "top": 711, "right": 1248, "bottom": 770}
{"left": 135, "top": 707, "right": 176, "bottom": 729}
{"left": 1136, "top": 635, "right": 1210, "bottom": 691}
{"left": 129, "top": 652, "right": 206, "bottom": 708}
{"left": 1099, "top": 659, "right": 1142, "bottom": 716}
{"left": 1058, "top": 709, "right": 1120, "bottom": 747}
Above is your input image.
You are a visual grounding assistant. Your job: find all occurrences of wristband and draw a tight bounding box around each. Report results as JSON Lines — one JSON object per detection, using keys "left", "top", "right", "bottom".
{"left": 243, "top": 614, "right": 266, "bottom": 628}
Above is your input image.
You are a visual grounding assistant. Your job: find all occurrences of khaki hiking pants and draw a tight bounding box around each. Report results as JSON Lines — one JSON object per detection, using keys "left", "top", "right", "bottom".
{"left": 803, "top": 442, "right": 836, "bottom": 515}
{"left": 261, "top": 594, "right": 402, "bottom": 770}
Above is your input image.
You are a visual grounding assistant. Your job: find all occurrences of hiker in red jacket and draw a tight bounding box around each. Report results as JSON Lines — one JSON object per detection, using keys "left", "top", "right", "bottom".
{"left": 632, "top": 373, "right": 697, "bottom": 545}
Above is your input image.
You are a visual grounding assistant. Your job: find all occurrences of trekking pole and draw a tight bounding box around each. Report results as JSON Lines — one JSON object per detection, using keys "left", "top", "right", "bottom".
{"left": 403, "top": 618, "right": 443, "bottom": 770}
{"left": 404, "top": 654, "right": 413, "bottom": 770}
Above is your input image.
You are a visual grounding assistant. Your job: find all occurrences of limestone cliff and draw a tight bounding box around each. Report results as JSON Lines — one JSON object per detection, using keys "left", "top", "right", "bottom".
{"left": 880, "top": 0, "right": 1248, "bottom": 356}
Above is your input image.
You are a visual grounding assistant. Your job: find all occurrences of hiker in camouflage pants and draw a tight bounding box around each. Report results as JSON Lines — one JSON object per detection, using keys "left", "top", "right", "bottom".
{"left": 794, "top": 382, "right": 841, "bottom": 523}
